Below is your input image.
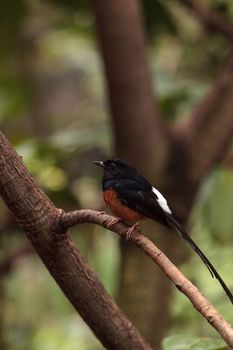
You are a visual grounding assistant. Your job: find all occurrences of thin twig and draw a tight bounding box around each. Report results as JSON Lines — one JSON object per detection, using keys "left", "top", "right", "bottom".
{"left": 60, "top": 209, "right": 233, "bottom": 348}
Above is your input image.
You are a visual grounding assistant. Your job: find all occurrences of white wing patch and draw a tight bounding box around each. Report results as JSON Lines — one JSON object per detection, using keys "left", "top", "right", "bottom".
{"left": 152, "top": 187, "right": 172, "bottom": 214}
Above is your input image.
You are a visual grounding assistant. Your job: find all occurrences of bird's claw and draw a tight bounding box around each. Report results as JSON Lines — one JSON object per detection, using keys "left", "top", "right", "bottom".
{"left": 107, "top": 217, "right": 122, "bottom": 229}
{"left": 125, "top": 222, "right": 140, "bottom": 240}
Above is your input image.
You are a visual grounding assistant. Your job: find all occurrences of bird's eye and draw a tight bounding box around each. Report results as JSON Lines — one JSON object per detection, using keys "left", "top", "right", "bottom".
{"left": 110, "top": 162, "right": 116, "bottom": 169}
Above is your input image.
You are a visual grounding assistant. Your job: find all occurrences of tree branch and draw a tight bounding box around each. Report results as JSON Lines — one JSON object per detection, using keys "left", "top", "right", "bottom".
{"left": 174, "top": 51, "right": 233, "bottom": 185}
{"left": 60, "top": 209, "right": 233, "bottom": 348}
{"left": 180, "top": 0, "right": 233, "bottom": 43}
{"left": 0, "top": 131, "right": 152, "bottom": 350}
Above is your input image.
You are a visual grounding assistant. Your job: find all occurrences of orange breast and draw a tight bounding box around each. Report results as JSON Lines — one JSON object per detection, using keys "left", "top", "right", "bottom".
{"left": 103, "top": 189, "right": 144, "bottom": 222}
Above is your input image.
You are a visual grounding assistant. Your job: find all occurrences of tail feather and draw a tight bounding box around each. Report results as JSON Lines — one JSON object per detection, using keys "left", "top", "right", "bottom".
{"left": 167, "top": 215, "right": 233, "bottom": 304}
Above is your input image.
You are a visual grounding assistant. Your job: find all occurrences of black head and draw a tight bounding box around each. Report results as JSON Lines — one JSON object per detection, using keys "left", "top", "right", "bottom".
{"left": 94, "top": 158, "right": 152, "bottom": 190}
{"left": 93, "top": 159, "right": 137, "bottom": 180}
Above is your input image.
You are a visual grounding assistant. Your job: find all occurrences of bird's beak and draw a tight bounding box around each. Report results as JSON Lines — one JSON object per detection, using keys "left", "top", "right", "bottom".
{"left": 93, "top": 161, "right": 106, "bottom": 169}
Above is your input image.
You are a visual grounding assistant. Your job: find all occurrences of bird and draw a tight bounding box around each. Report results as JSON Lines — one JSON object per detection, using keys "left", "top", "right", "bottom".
{"left": 94, "top": 158, "right": 233, "bottom": 304}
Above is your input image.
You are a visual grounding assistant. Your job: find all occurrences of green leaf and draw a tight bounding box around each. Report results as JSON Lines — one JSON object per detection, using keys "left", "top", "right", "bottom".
{"left": 163, "top": 335, "right": 226, "bottom": 350}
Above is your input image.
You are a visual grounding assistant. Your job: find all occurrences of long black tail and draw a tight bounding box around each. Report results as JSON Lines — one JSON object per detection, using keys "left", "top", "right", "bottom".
{"left": 166, "top": 214, "right": 233, "bottom": 304}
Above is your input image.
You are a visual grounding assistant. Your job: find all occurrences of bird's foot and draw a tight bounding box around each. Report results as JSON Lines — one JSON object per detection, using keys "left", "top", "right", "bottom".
{"left": 107, "top": 217, "right": 122, "bottom": 229}
{"left": 125, "top": 222, "right": 140, "bottom": 241}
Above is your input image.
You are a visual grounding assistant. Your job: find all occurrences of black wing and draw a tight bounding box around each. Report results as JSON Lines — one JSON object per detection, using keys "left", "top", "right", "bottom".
{"left": 116, "top": 184, "right": 169, "bottom": 227}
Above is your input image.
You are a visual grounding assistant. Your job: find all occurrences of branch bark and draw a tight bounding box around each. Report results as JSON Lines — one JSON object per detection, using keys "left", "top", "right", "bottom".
{"left": 60, "top": 209, "right": 233, "bottom": 348}
{"left": 180, "top": 0, "right": 233, "bottom": 43}
{"left": 0, "top": 131, "right": 152, "bottom": 350}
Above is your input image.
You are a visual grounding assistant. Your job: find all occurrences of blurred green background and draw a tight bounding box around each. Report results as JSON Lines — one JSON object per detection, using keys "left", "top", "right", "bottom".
{"left": 0, "top": 1, "right": 233, "bottom": 349}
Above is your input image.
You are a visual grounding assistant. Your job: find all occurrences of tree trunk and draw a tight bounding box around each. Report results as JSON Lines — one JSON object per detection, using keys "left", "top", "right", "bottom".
{"left": 92, "top": 0, "right": 169, "bottom": 177}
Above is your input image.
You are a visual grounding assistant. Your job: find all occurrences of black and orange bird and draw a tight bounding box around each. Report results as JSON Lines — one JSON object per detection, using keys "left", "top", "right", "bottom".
{"left": 94, "top": 158, "right": 233, "bottom": 304}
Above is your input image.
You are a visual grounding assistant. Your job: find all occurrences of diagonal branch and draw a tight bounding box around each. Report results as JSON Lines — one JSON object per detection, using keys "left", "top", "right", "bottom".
{"left": 174, "top": 51, "right": 233, "bottom": 185}
{"left": 60, "top": 209, "right": 233, "bottom": 348}
{"left": 180, "top": 0, "right": 233, "bottom": 43}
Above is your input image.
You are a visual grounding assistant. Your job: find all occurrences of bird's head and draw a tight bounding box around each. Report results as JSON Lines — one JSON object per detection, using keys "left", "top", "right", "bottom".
{"left": 94, "top": 159, "right": 136, "bottom": 180}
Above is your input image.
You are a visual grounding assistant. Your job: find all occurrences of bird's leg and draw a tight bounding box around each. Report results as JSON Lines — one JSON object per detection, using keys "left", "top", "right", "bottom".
{"left": 125, "top": 222, "right": 140, "bottom": 240}
{"left": 107, "top": 217, "right": 123, "bottom": 229}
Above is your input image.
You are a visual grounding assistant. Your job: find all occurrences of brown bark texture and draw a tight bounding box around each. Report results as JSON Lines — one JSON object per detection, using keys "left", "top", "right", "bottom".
{"left": 92, "top": 0, "right": 233, "bottom": 348}
{"left": 0, "top": 131, "right": 152, "bottom": 350}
